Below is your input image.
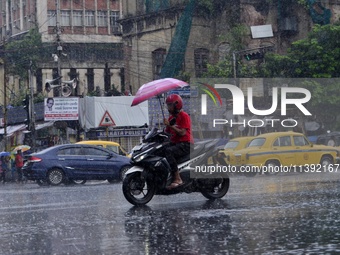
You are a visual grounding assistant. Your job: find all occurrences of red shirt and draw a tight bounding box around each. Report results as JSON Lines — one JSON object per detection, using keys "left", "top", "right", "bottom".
{"left": 166, "top": 111, "right": 194, "bottom": 144}
{"left": 15, "top": 154, "right": 24, "bottom": 168}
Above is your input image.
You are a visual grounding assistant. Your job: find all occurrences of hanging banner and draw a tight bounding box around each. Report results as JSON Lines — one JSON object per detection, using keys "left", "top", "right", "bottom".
{"left": 44, "top": 97, "right": 79, "bottom": 121}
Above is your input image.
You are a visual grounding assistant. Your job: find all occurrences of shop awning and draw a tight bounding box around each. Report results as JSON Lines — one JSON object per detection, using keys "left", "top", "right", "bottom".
{"left": 35, "top": 121, "right": 55, "bottom": 130}
{"left": 0, "top": 124, "right": 26, "bottom": 136}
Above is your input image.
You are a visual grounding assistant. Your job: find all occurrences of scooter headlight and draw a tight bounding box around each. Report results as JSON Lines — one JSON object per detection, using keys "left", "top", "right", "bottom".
{"left": 132, "top": 147, "right": 153, "bottom": 162}
{"left": 133, "top": 153, "right": 147, "bottom": 162}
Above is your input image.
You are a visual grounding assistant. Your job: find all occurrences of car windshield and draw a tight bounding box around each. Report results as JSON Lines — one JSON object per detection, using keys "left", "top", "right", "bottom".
{"left": 224, "top": 141, "right": 239, "bottom": 149}
{"left": 106, "top": 145, "right": 119, "bottom": 154}
{"left": 248, "top": 138, "right": 265, "bottom": 147}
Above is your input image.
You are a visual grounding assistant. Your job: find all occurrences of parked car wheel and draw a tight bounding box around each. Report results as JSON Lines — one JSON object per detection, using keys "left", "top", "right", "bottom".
{"left": 72, "top": 180, "right": 87, "bottom": 185}
{"left": 47, "top": 168, "right": 64, "bottom": 186}
{"left": 120, "top": 166, "right": 131, "bottom": 181}
{"left": 320, "top": 155, "right": 333, "bottom": 170}
{"left": 264, "top": 160, "right": 280, "bottom": 175}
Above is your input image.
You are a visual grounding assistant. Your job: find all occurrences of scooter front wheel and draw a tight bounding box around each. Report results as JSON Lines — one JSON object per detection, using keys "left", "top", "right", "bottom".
{"left": 122, "top": 172, "right": 156, "bottom": 206}
{"left": 200, "top": 178, "right": 230, "bottom": 200}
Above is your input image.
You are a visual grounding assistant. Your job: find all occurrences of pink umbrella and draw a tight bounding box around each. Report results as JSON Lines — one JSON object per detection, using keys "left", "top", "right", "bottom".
{"left": 131, "top": 78, "right": 189, "bottom": 106}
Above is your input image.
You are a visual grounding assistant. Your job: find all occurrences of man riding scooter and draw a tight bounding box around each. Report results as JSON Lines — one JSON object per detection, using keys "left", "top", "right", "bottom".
{"left": 162, "top": 94, "right": 194, "bottom": 189}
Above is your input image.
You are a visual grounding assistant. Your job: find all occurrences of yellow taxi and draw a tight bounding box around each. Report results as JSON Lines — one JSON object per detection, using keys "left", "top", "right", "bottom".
{"left": 218, "top": 136, "right": 255, "bottom": 165}
{"left": 230, "top": 131, "right": 339, "bottom": 176}
{"left": 76, "top": 140, "right": 130, "bottom": 157}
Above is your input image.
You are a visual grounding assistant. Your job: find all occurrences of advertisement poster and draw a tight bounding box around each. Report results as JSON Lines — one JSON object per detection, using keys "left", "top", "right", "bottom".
{"left": 44, "top": 97, "right": 79, "bottom": 121}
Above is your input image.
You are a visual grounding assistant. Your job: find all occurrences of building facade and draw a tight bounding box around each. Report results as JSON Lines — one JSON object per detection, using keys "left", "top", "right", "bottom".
{"left": 118, "top": 0, "right": 340, "bottom": 94}
{"left": 0, "top": 0, "right": 124, "bottom": 106}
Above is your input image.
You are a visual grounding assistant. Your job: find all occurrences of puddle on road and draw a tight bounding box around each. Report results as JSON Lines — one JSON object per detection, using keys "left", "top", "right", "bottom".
{"left": 0, "top": 174, "right": 340, "bottom": 254}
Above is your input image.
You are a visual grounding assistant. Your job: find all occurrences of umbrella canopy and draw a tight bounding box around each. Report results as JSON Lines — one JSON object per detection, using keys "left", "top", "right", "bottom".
{"left": 131, "top": 78, "right": 189, "bottom": 106}
{"left": 12, "top": 145, "right": 31, "bottom": 154}
{"left": 0, "top": 151, "right": 10, "bottom": 157}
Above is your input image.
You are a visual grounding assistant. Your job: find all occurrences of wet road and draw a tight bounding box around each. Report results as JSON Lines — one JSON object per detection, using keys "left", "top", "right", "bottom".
{"left": 1, "top": 173, "right": 340, "bottom": 254}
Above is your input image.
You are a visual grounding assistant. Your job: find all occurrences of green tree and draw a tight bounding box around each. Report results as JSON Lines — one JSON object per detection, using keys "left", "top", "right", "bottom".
{"left": 197, "top": 0, "right": 229, "bottom": 17}
{"left": 264, "top": 24, "right": 340, "bottom": 78}
{"left": 263, "top": 24, "right": 340, "bottom": 130}
{"left": 5, "top": 28, "right": 43, "bottom": 80}
{"left": 204, "top": 24, "right": 340, "bottom": 130}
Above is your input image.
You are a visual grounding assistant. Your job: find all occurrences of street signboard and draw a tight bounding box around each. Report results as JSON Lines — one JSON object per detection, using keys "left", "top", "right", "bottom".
{"left": 97, "top": 128, "right": 148, "bottom": 138}
{"left": 169, "top": 86, "right": 198, "bottom": 97}
{"left": 99, "top": 111, "right": 116, "bottom": 127}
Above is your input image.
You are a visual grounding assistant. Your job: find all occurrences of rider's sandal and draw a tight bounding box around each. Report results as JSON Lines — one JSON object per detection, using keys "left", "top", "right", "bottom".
{"left": 166, "top": 181, "right": 184, "bottom": 190}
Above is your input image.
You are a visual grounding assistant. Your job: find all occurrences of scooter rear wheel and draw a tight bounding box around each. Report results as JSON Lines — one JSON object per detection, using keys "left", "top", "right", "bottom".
{"left": 122, "top": 172, "right": 156, "bottom": 206}
{"left": 200, "top": 178, "right": 230, "bottom": 199}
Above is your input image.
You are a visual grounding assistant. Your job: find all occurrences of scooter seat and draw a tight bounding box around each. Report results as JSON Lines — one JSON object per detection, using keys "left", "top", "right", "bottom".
{"left": 176, "top": 139, "right": 220, "bottom": 164}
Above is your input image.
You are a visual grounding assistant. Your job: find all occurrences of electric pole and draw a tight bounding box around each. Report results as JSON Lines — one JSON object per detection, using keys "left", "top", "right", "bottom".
{"left": 2, "top": 37, "right": 8, "bottom": 151}
{"left": 55, "top": 0, "right": 62, "bottom": 96}
{"left": 29, "top": 61, "right": 35, "bottom": 150}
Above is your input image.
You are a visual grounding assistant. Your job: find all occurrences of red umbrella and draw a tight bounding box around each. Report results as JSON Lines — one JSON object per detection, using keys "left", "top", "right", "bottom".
{"left": 131, "top": 78, "right": 189, "bottom": 106}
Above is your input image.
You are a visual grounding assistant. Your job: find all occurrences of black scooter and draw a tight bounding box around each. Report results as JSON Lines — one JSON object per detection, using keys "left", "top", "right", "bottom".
{"left": 122, "top": 127, "right": 230, "bottom": 206}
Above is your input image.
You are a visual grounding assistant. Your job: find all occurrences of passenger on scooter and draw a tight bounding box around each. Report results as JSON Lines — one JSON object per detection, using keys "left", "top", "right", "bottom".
{"left": 163, "top": 94, "right": 194, "bottom": 189}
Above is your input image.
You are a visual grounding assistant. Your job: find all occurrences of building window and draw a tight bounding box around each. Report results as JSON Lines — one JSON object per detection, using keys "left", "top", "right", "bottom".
{"left": 60, "top": 11, "right": 71, "bottom": 26}
{"left": 85, "top": 11, "right": 95, "bottom": 26}
{"left": 152, "top": 48, "right": 166, "bottom": 80}
{"left": 97, "top": 11, "right": 107, "bottom": 27}
{"left": 110, "top": 11, "right": 120, "bottom": 32}
{"left": 47, "top": 11, "right": 57, "bottom": 26}
{"left": 194, "top": 48, "right": 209, "bottom": 77}
{"left": 87, "top": 68, "right": 94, "bottom": 92}
{"left": 73, "top": 11, "right": 83, "bottom": 26}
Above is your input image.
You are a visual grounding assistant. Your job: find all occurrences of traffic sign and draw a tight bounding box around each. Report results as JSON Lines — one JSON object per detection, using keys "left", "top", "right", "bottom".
{"left": 99, "top": 111, "right": 116, "bottom": 127}
{"left": 169, "top": 86, "right": 198, "bottom": 97}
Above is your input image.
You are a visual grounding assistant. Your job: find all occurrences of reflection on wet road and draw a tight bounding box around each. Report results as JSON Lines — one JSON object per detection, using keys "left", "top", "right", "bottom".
{"left": 0, "top": 173, "right": 340, "bottom": 254}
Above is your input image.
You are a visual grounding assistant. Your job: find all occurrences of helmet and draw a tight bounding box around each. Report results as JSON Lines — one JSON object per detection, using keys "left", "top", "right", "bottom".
{"left": 165, "top": 94, "right": 183, "bottom": 111}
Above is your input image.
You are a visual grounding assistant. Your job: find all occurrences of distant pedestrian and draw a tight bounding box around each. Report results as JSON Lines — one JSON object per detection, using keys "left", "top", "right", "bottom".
{"left": 15, "top": 150, "right": 24, "bottom": 183}
{"left": 0, "top": 156, "right": 9, "bottom": 183}
{"left": 0, "top": 157, "right": 4, "bottom": 183}
{"left": 10, "top": 158, "right": 16, "bottom": 182}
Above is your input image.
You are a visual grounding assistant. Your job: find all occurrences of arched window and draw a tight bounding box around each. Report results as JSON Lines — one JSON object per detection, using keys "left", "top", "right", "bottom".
{"left": 194, "top": 48, "right": 209, "bottom": 77}
{"left": 152, "top": 48, "right": 166, "bottom": 80}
